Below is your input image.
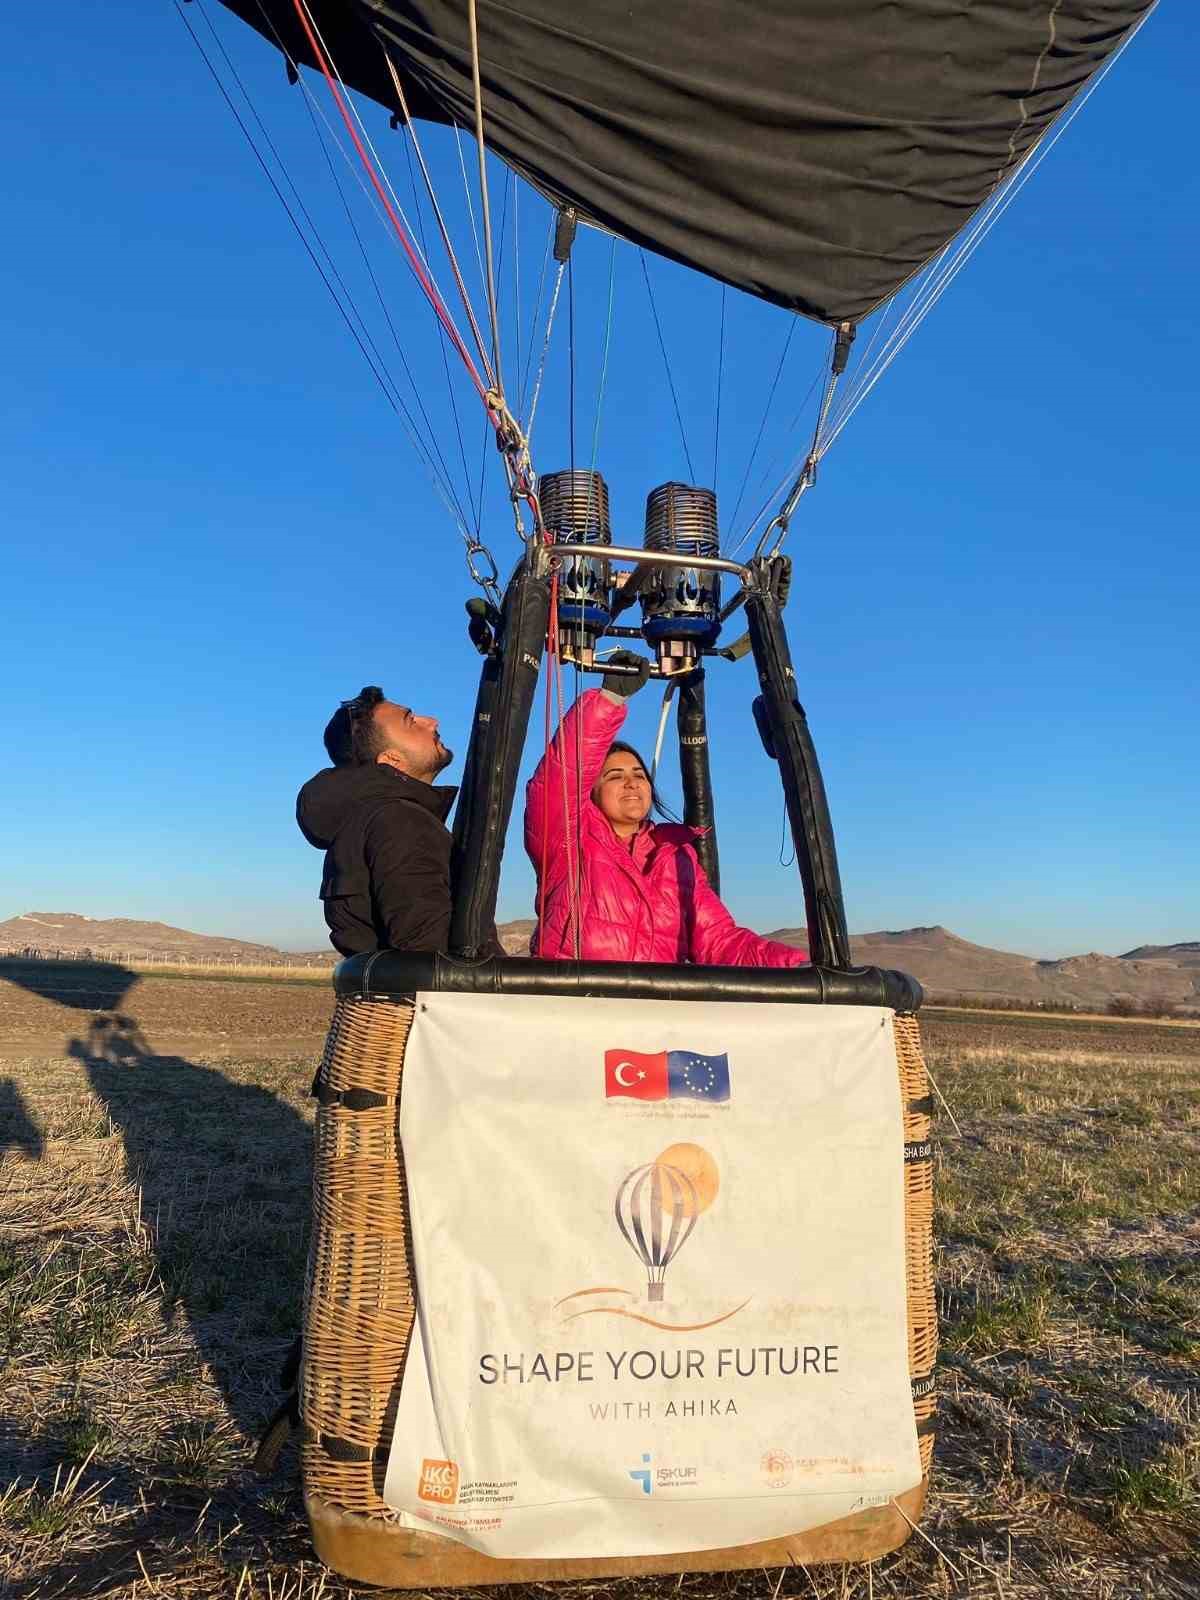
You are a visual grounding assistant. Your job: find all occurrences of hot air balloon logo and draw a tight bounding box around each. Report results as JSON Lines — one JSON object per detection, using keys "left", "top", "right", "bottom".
{"left": 614, "top": 1143, "right": 720, "bottom": 1303}
{"left": 556, "top": 1142, "right": 743, "bottom": 1330}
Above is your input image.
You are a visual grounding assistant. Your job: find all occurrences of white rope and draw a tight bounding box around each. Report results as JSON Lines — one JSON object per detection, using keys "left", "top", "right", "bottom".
{"left": 453, "top": 123, "right": 489, "bottom": 321}
{"left": 512, "top": 178, "right": 521, "bottom": 408}
{"left": 523, "top": 260, "right": 567, "bottom": 447}
{"left": 650, "top": 680, "right": 677, "bottom": 787}
{"left": 249, "top": 0, "right": 421, "bottom": 265}
{"left": 295, "top": 0, "right": 481, "bottom": 370}
{"left": 296, "top": 2, "right": 431, "bottom": 268}
{"left": 466, "top": 0, "right": 505, "bottom": 395}
{"left": 731, "top": 2, "right": 1156, "bottom": 554}
{"left": 382, "top": 52, "right": 496, "bottom": 386}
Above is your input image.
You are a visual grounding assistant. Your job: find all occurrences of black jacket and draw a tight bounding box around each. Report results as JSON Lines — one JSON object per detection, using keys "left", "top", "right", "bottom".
{"left": 296, "top": 764, "right": 458, "bottom": 957}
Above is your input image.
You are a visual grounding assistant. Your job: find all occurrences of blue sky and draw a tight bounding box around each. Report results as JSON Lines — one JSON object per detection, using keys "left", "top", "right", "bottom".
{"left": 1, "top": 4, "right": 1193, "bottom": 958}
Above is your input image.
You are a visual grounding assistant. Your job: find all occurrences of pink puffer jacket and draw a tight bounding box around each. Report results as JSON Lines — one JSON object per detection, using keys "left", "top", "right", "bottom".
{"left": 524, "top": 689, "right": 808, "bottom": 967}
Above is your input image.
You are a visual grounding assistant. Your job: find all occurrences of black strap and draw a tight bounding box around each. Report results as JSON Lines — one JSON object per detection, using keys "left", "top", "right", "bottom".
{"left": 252, "top": 1392, "right": 300, "bottom": 1477}
{"left": 313, "top": 1082, "right": 390, "bottom": 1111}
{"left": 301, "top": 1423, "right": 389, "bottom": 1464}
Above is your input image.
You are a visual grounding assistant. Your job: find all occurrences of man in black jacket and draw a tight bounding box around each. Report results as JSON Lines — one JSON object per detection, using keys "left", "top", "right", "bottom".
{"left": 297, "top": 686, "right": 459, "bottom": 956}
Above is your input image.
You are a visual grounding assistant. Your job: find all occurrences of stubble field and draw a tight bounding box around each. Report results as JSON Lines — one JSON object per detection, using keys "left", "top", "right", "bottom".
{"left": 0, "top": 961, "right": 1197, "bottom": 1599}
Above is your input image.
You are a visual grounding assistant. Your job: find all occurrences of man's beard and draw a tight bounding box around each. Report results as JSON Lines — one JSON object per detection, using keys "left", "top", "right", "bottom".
{"left": 431, "top": 741, "right": 454, "bottom": 775}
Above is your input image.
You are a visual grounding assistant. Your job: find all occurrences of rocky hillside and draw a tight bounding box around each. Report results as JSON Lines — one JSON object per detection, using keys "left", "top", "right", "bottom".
{"left": 765, "top": 924, "right": 1199, "bottom": 1010}
{"left": 3, "top": 911, "right": 1195, "bottom": 1009}
{"left": 1120, "top": 941, "right": 1200, "bottom": 968}
{"left": 0, "top": 912, "right": 331, "bottom": 966}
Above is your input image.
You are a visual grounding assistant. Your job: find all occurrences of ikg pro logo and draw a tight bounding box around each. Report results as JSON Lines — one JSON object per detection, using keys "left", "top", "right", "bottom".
{"left": 418, "top": 1458, "right": 460, "bottom": 1504}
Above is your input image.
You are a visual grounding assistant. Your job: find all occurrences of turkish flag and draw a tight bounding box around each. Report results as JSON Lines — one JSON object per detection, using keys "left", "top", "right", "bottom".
{"left": 604, "top": 1049, "right": 669, "bottom": 1101}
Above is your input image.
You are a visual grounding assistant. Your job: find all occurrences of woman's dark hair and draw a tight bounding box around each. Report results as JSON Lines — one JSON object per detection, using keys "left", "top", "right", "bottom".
{"left": 602, "top": 741, "right": 679, "bottom": 822}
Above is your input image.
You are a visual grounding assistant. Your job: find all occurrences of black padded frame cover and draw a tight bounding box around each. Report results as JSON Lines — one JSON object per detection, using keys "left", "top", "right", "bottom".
{"left": 335, "top": 952, "right": 922, "bottom": 1013}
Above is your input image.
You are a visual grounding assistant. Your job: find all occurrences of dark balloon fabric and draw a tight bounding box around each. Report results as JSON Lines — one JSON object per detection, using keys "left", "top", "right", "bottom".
{"left": 220, "top": 0, "right": 1152, "bottom": 323}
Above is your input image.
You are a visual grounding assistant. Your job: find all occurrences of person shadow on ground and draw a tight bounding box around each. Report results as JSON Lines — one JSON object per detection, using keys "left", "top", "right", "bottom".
{"left": 1, "top": 959, "right": 313, "bottom": 1447}
{"left": 65, "top": 1011, "right": 314, "bottom": 1445}
{"left": 0, "top": 1078, "right": 44, "bottom": 1161}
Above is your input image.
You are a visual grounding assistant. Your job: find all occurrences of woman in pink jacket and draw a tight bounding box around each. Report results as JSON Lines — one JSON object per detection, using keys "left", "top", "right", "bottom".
{"left": 524, "top": 657, "right": 808, "bottom": 968}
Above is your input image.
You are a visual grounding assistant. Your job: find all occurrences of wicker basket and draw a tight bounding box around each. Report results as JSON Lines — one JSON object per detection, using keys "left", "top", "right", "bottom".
{"left": 301, "top": 997, "right": 937, "bottom": 1586}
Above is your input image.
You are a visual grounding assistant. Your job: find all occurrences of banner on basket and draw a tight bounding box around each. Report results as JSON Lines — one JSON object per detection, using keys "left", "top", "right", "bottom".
{"left": 384, "top": 993, "right": 921, "bottom": 1559}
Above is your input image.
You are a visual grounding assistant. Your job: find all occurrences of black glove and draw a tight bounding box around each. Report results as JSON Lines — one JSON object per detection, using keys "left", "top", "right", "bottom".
{"left": 601, "top": 649, "right": 651, "bottom": 698}
{"left": 464, "top": 597, "right": 500, "bottom": 657}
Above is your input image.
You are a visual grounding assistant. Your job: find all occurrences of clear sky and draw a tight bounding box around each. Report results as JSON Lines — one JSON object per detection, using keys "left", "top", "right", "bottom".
{"left": 1, "top": 4, "right": 1193, "bottom": 958}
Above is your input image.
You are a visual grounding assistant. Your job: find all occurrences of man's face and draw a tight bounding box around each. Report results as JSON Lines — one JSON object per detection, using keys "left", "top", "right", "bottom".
{"left": 372, "top": 701, "right": 453, "bottom": 780}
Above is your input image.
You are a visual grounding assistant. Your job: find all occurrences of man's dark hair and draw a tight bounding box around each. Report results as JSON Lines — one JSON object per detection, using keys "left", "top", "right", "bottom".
{"left": 324, "top": 686, "right": 389, "bottom": 767}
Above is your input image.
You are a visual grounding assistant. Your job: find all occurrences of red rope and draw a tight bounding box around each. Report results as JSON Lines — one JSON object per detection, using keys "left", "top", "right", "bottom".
{"left": 554, "top": 630, "right": 581, "bottom": 957}
{"left": 288, "top": 0, "right": 485, "bottom": 397}
{"left": 536, "top": 573, "right": 559, "bottom": 955}
{"left": 288, "top": 0, "right": 548, "bottom": 542}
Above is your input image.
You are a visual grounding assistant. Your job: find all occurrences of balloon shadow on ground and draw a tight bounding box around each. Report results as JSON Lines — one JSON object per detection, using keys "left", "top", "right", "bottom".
{"left": 1, "top": 959, "right": 313, "bottom": 1444}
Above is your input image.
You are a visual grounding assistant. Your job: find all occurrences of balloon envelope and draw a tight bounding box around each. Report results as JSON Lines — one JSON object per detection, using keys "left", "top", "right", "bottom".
{"left": 217, "top": 0, "right": 1152, "bottom": 323}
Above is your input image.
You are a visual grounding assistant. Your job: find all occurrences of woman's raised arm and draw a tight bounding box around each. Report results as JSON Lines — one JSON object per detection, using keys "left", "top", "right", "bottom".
{"left": 523, "top": 688, "right": 628, "bottom": 878}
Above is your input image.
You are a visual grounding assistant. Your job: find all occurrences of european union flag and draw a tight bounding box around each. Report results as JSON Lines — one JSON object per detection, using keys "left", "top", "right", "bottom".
{"left": 666, "top": 1050, "right": 731, "bottom": 1102}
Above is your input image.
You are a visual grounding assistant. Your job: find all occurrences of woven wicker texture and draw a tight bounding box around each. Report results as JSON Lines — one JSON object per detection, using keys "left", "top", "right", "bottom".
{"left": 302, "top": 996, "right": 416, "bottom": 1512}
{"left": 301, "top": 998, "right": 938, "bottom": 1514}
{"left": 894, "top": 1013, "right": 938, "bottom": 1472}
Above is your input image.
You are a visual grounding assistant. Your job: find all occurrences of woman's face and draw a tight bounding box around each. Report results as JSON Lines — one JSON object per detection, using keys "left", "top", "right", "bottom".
{"left": 592, "top": 749, "right": 653, "bottom": 832}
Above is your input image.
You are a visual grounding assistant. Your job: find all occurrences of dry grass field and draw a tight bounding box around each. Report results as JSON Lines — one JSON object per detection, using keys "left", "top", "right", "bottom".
{"left": 0, "top": 962, "right": 1197, "bottom": 1599}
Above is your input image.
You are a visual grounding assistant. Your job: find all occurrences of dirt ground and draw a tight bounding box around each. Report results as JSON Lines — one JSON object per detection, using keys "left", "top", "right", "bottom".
{"left": 0, "top": 962, "right": 333, "bottom": 1060}
{"left": 1, "top": 965, "right": 1197, "bottom": 1599}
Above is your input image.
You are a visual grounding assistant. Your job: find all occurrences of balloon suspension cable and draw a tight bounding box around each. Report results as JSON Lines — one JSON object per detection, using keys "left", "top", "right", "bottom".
{"left": 640, "top": 250, "right": 697, "bottom": 482}
{"left": 518, "top": 216, "right": 555, "bottom": 416}
{"left": 467, "top": 0, "right": 505, "bottom": 401}
{"left": 395, "top": 128, "right": 480, "bottom": 535}
{"left": 754, "top": 321, "right": 854, "bottom": 557}
{"left": 818, "top": 4, "right": 1158, "bottom": 457}
{"left": 288, "top": 0, "right": 484, "bottom": 394}
{"left": 178, "top": 0, "right": 478, "bottom": 545}
{"left": 297, "top": 74, "right": 477, "bottom": 536}
{"left": 288, "top": 0, "right": 543, "bottom": 541}
{"left": 382, "top": 52, "right": 496, "bottom": 389}
{"left": 524, "top": 208, "right": 575, "bottom": 455}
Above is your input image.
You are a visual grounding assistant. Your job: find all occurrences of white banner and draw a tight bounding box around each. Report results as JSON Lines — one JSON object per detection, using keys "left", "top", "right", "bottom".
{"left": 383, "top": 993, "right": 920, "bottom": 1558}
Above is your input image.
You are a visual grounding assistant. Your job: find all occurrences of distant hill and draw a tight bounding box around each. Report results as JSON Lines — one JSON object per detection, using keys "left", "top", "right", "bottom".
{"left": 0, "top": 911, "right": 333, "bottom": 967}
{"left": 498, "top": 919, "right": 536, "bottom": 955}
{"left": 3, "top": 911, "right": 1195, "bottom": 1009}
{"left": 765, "top": 924, "right": 1199, "bottom": 1010}
{"left": 1120, "top": 941, "right": 1200, "bottom": 968}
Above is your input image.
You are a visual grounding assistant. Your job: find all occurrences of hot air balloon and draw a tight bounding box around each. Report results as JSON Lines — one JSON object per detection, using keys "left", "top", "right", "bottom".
{"left": 180, "top": 0, "right": 1156, "bottom": 962}
{"left": 614, "top": 1159, "right": 701, "bottom": 1302}
{"left": 187, "top": 0, "right": 1152, "bottom": 1580}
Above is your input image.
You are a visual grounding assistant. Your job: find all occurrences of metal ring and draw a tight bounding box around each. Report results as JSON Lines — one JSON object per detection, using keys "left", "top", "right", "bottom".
{"left": 465, "top": 540, "right": 499, "bottom": 589}
{"left": 752, "top": 515, "right": 786, "bottom": 561}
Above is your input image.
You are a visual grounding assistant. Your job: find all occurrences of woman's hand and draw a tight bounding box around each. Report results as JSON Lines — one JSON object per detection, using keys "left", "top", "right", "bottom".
{"left": 600, "top": 650, "right": 651, "bottom": 698}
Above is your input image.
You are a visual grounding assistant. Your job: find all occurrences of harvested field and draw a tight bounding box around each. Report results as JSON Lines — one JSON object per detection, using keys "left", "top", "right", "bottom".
{"left": 0, "top": 967, "right": 1197, "bottom": 1598}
